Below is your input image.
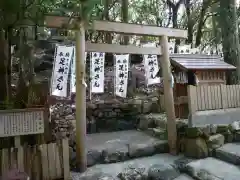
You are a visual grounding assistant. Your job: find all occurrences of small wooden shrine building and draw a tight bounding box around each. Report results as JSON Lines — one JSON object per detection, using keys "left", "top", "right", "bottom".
{"left": 168, "top": 54, "right": 236, "bottom": 118}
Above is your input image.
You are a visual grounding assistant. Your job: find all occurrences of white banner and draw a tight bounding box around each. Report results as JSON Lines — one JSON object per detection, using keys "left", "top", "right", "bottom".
{"left": 90, "top": 52, "right": 105, "bottom": 93}
{"left": 143, "top": 54, "right": 160, "bottom": 85}
{"left": 71, "top": 48, "right": 87, "bottom": 93}
{"left": 115, "top": 54, "right": 129, "bottom": 98}
{"left": 142, "top": 43, "right": 160, "bottom": 85}
{"left": 51, "top": 45, "right": 74, "bottom": 97}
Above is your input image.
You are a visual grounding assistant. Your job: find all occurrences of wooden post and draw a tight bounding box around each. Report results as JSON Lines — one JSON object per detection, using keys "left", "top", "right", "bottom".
{"left": 14, "top": 136, "right": 21, "bottom": 147}
{"left": 187, "top": 85, "right": 197, "bottom": 127}
{"left": 160, "top": 35, "right": 177, "bottom": 155}
{"left": 75, "top": 21, "right": 87, "bottom": 172}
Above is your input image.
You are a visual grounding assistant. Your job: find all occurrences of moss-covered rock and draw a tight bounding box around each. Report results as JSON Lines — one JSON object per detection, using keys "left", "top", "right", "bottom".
{"left": 184, "top": 137, "right": 208, "bottom": 159}
{"left": 185, "top": 127, "right": 202, "bottom": 138}
{"left": 216, "top": 125, "right": 229, "bottom": 133}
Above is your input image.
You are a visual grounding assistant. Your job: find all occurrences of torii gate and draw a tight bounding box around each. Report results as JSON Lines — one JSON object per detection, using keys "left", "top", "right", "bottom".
{"left": 44, "top": 15, "right": 187, "bottom": 172}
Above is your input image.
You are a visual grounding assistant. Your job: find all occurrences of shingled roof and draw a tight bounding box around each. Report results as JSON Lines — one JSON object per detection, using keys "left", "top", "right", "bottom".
{"left": 169, "top": 54, "right": 236, "bottom": 70}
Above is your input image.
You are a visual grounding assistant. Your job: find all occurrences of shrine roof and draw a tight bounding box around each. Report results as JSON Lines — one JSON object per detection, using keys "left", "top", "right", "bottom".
{"left": 169, "top": 54, "right": 236, "bottom": 70}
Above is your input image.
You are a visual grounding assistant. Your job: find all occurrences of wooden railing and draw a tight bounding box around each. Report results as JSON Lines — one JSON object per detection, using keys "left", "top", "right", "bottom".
{"left": 0, "top": 139, "right": 70, "bottom": 180}
{"left": 188, "top": 84, "right": 240, "bottom": 113}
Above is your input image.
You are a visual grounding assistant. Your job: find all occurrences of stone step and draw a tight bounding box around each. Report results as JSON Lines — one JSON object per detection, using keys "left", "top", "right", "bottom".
{"left": 71, "top": 154, "right": 194, "bottom": 180}
{"left": 215, "top": 143, "right": 240, "bottom": 165}
{"left": 69, "top": 130, "right": 169, "bottom": 169}
{"left": 185, "top": 157, "right": 240, "bottom": 180}
{"left": 174, "top": 174, "right": 194, "bottom": 180}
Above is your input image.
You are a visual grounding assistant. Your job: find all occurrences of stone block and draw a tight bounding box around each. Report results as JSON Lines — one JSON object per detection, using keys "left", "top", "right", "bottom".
{"left": 173, "top": 157, "right": 194, "bottom": 173}
{"left": 142, "top": 101, "right": 152, "bottom": 113}
{"left": 102, "top": 143, "right": 129, "bottom": 163}
{"left": 87, "top": 150, "right": 102, "bottom": 167}
{"left": 138, "top": 115, "right": 153, "bottom": 130}
{"left": 207, "top": 134, "right": 225, "bottom": 149}
{"left": 184, "top": 137, "right": 208, "bottom": 159}
{"left": 230, "top": 121, "right": 240, "bottom": 131}
{"left": 185, "top": 127, "right": 202, "bottom": 138}
{"left": 216, "top": 125, "right": 230, "bottom": 133}
{"left": 222, "top": 130, "right": 233, "bottom": 143}
{"left": 154, "top": 141, "right": 169, "bottom": 153}
{"left": 210, "top": 124, "right": 218, "bottom": 134}
{"left": 200, "top": 125, "right": 211, "bottom": 135}
{"left": 174, "top": 174, "right": 194, "bottom": 180}
{"left": 148, "top": 164, "right": 180, "bottom": 180}
{"left": 215, "top": 143, "right": 240, "bottom": 165}
{"left": 117, "top": 164, "right": 147, "bottom": 180}
{"left": 153, "top": 113, "right": 167, "bottom": 129}
{"left": 152, "top": 128, "right": 167, "bottom": 140}
{"left": 186, "top": 157, "right": 240, "bottom": 180}
{"left": 151, "top": 102, "right": 161, "bottom": 113}
{"left": 234, "top": 131, "right": 240, "bottom": 142}
{"left": 72, "top": 172, "right": 116, "bottom": 180}
{"left": 128, "top": 143, "right": 155, "bottom": 158}
{"left": 131, "top": 99, "right": 143, "bottom": 113}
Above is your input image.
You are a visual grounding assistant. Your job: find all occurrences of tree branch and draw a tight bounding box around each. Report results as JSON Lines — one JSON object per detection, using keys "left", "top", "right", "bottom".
{"left": 203, "top": 12, "right": 218, "bottom": 24}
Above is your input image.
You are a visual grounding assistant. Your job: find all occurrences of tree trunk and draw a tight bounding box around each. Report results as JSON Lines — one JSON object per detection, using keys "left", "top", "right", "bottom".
{"left": 0, "top": 30, "right": 9, "bottom": 108}
{"left": 185, "top": 0, "right": 193, "bottom": 44}
{"left": 121, "top": 0, "right": 129, "bottom": 45}
{"left": 104, "top": 0, "right": 112, "bottom": 44}
{"left": 172, "top": 7, "right": 180, "bottom": 53}
{"left": 219, "top": 0, "right": 240, "bottom": 84}
{"left": 195, "top": 8, "right": 206, "bottom": 46}
{"left": 167, "top": 0, "right": 185, "bottom": 52}
{"left": 195, "top": 0, "right": 209, "bottom": 47}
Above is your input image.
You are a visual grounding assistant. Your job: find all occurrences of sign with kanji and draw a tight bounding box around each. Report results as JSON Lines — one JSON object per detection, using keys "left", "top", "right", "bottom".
{"left": 51, "top": 45, "right": 74, "bottom": 97}
{"left": 115, "top": 54, "right": 129, "bottom": 98}
{"left": 143, "top": 43, "right": 160, "bottom": 85}
{"left": 90, "top": 52, "right": 105, "bottom": 93}
{"left": 0, "top": 109, "right": 44, "bottom": 137}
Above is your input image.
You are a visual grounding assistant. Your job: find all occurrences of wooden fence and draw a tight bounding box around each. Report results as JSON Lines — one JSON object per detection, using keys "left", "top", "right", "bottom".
{"left": 0, "top": 139, "right": 70, "bottom": 180}
{"left": 188, "top": 84, "right": 240, "bottom": 113}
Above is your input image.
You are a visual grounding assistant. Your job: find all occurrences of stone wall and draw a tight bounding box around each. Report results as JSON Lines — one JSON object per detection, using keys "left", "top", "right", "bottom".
{"left": 140, "top": 113, "right": 240, "bottom": 159}
{"left": 50, "top": 95, "right": 163, "bottom": 140}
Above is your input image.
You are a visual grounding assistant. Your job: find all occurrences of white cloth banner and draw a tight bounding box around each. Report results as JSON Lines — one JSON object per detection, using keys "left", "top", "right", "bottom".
{"left": 115, "top": 54, "right": 129, "bottom": 98}
{"left": 51, "top": 45, "right": 74, "bottom": 97}
{"left": 71, "top": 48, "right": 87, "bottom": 93}
{"left": 143, "top": 54, "right": 160, "bottom": 85}
{"left": 143, "top": 43, "right": 160, "bottom": 85}
{"left": 90, "top": 52, "right": 105, "bottom": 93}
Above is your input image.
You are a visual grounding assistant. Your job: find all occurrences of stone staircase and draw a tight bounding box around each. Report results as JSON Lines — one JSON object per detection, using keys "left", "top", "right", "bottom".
{"left": 71, "top": 140, "right": 240, "bottom": 180}
{"left": 184, "top": 143, "right": 240, "bottom": 180}
{"left": 70, "top": 130, "right": 169, "bottom": 169}
{"left": 70, "top": 113, "right": 240, "bottom": 180}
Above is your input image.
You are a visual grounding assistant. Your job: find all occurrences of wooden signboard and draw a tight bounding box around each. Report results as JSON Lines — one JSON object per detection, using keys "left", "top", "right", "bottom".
{"left": 0, "top": 108, "right": 44, "bottom": 137}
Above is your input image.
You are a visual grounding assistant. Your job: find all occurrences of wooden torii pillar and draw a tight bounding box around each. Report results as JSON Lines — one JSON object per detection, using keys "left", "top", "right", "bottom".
{"left": 44, "top": 15, "right": 187, "bottom": 172}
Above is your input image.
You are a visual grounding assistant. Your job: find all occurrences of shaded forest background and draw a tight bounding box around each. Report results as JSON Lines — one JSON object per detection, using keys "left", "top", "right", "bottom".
{"left": 0, "top": 0, "right": 239, "bottom": 109}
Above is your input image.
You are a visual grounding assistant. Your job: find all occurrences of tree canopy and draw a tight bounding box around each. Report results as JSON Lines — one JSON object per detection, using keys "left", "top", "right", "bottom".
{"left": 0, "top": 0, "right": 240, "bottom": 108}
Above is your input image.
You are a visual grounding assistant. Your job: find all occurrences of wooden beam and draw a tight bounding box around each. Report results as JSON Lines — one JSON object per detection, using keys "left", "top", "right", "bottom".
{"left": 44, "top": 15, "right": 187, "bottom": 38}
{"left": 86, "top": 42, "right": 162, "bottom": 54}
{"left": 91, "top": 20, "right": 187, "bottom": 38}
{"left": 160, "top": 35, "right": 177, "bottom": 155}
{"left": 49, "top": 38, "right": 162, "bottom": 54}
